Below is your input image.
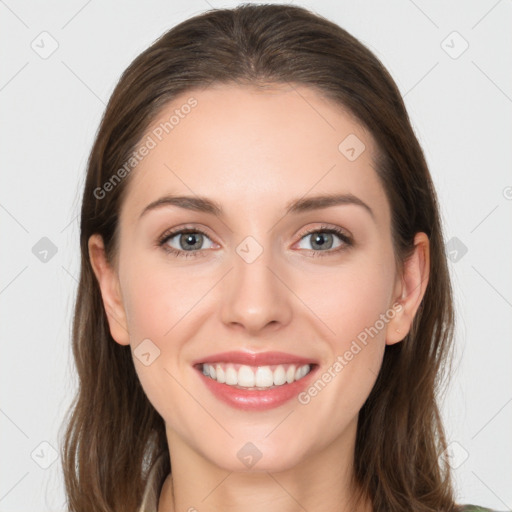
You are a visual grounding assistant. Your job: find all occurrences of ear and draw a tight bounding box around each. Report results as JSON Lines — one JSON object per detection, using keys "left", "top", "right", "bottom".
{"left": 88, "top": 234, "right": 130, "bottom": 346}
{"left": 386, "top": 232, "right": 430, "bottom": 345}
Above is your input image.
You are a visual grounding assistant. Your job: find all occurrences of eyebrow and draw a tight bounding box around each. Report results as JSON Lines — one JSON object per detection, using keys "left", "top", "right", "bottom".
{"left": 138, "top": 193, "right": 375, "bottom": 221}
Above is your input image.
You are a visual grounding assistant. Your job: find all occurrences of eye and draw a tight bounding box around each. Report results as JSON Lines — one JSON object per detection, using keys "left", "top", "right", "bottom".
{"left": 158, "top": 224, "right": 353, "bottom": 259}
{"left": 295, "top": 225, "right": 352, "bottom": 257}
{"left": 158, "top": 227, "right": 216, "bottom": 258}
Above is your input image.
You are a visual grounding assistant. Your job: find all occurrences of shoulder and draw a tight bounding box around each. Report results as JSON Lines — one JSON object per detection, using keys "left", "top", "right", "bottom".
{"left": 457, "top": 504, "right": 511, "bottom": 512}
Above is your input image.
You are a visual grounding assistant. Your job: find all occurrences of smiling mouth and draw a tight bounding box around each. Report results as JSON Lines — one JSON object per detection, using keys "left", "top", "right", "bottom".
{"left": 195, "top": 362, "right": 316, "bottom": 390}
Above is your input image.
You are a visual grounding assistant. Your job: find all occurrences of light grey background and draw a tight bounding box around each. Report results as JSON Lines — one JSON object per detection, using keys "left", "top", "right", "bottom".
{"left": 1, "top": 1, "right": 511, "bottom": 510}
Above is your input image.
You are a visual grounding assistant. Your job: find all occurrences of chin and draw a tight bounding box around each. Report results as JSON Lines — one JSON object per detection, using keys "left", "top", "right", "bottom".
{"left": 201, "top": 436, "right": 311, "bottom": 474}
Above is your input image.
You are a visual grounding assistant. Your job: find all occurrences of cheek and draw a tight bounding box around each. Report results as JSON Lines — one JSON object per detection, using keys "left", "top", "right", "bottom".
{"left": 120, "top": 260, "right": 211, "bottom": 413}
{"left": 296, "top": 254, "right": 395, "bottom": 407}
{"left": 121, "top": 263, "right": 203, "bottom": 426}
{"left": 121, "top": 261, "right": 207, "bottom": 342}
{"left": 303, "top": 254, "right": 396, "bottom": 349}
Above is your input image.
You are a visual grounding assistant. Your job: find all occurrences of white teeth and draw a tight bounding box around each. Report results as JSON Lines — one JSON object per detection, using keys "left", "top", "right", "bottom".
{"left": 202, "top": 363, "right": 312, "bottom": 389}
{"left": 238, "top": 365, "right": 255, "bottom": 387}
{"left": 215, "top": 364, "right": 225, "bottom": 384}
{"left": 273, "top": 365, "right": 286, "bottom": 386}
{"left": 225, "top": 366, "right": 237, "bottom": 385}
{"left": 255, "top": 366, "right": 274, "bottom": 387}
{"left": 295, "top": 365, "right": 309, "bottom": 380}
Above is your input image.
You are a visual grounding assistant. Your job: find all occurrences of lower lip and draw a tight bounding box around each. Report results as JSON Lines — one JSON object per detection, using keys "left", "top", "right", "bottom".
{"left": 195, "top": 365, "right": 318, "bottom": 411}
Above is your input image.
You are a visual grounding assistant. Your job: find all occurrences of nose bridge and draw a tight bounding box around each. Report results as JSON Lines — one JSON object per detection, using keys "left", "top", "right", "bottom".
{"left": 219, "top": 233, "right": 292, "bottom": 333}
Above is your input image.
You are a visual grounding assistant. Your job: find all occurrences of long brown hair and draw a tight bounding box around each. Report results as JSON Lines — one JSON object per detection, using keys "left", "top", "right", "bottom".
{"left": 60, "top": 4, "right": 460, "bottom": 511}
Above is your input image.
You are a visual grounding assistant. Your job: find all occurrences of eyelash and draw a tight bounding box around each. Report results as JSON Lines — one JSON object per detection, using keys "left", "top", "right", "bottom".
{"left": 157, "top": 224, "right": 353, "bottom": 259}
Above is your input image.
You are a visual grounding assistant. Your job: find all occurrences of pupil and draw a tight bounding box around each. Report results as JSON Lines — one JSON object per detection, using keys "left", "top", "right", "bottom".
{"left": 312, "top": 233, "right": 332, "bottom": 250}
{"left": 181, "top": 233, "right": 201, "bottom": 250}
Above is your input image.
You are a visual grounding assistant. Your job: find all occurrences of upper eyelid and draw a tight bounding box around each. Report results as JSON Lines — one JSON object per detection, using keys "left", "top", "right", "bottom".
{"left": 297, "top": 224, "right": 351, "bottom": 238}
{"left": 158, "top": 225, "right": 214, "bottom": 244}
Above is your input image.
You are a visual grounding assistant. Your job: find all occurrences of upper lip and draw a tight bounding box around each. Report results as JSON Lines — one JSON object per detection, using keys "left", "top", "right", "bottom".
{"left": 193, "top": 351, "right": 318, "bottom": 367}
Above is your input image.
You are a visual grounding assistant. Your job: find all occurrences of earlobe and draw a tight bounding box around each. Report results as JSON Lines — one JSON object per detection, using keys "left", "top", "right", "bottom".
{"left": 386, "top": 232, "right": 430, "bottom": 345}
{"left": 88, "top": 234, "right": 130, "bottom": 346}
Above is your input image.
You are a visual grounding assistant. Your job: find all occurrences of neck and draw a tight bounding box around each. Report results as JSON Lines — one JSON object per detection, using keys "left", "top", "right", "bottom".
{"left": 158, "top": 418, "right": 372, "bottom": 512}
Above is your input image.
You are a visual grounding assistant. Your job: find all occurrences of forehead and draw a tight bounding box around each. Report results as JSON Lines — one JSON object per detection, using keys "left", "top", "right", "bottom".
{"left": 120, "top": 83, "right": 389, "bottom": 226}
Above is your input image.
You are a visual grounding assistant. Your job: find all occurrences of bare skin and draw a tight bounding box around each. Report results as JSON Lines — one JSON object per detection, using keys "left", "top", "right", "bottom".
{"left": 89, "top": 83, "right": 429, "bottom": 512}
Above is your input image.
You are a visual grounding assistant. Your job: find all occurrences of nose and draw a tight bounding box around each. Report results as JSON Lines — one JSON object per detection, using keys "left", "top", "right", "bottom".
{"left": 219, "top": 239, "right": 293, "bottom": 336}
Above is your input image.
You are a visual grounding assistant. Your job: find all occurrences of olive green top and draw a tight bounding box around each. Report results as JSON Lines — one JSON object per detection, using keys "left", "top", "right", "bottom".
{"left": 137, "top": 453, "right": 508, "bottom": 512}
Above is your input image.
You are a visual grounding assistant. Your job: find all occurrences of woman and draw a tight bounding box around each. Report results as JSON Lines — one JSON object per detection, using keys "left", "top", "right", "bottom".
{"left": 60, "top": 4, "right": 503, "bottom": 511}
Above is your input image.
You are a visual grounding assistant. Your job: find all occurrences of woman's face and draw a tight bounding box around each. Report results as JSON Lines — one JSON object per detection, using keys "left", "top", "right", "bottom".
{"left": 91, "top": 83, "right": 418, "bottom": 473}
